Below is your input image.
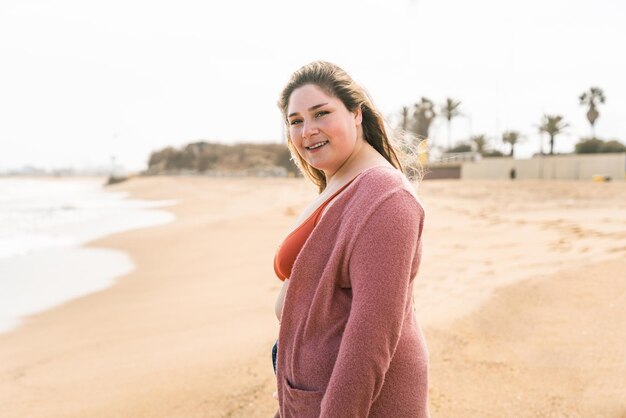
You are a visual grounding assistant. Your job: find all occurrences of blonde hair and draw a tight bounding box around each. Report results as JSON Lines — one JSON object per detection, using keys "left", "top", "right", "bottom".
{"left": 278, "top": 61, "right": 423, "bottom": 193}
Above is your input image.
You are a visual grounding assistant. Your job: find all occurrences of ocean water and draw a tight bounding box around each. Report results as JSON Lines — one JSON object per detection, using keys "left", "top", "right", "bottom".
{"left": 0, "top": 177, "right": 176, "bottom": 335}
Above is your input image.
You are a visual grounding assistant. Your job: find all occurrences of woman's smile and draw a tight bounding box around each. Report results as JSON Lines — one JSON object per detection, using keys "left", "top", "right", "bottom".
{"left": 305, "top": 140, "right": 329, "bottom": 151}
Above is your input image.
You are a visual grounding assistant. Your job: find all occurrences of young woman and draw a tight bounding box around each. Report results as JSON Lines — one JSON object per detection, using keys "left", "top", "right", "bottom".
{"left": 271, "top": 61, "right": 429, "bottom": 418}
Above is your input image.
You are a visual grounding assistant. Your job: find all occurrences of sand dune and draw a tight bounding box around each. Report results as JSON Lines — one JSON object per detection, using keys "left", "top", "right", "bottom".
{"left": 0, "top": 176, "right": 624, "bottom": 417}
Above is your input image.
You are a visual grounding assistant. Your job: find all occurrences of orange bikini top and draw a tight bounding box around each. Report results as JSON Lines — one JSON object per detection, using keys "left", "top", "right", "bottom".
{"left": 273, "top": 176, "right": 359, "bottom": 281}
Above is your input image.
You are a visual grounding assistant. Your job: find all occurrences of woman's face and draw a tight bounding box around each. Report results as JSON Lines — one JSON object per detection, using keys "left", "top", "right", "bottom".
{"left": 286, "top": 84, "right": 362, "bottom": 177}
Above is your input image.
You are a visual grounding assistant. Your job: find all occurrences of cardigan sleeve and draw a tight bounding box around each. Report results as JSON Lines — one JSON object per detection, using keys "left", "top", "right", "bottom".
{"left": 319, "top": 190, "right": 424, "bottom": 417}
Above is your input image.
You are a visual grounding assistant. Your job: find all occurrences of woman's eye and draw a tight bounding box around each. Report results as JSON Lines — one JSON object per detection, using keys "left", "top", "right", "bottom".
{"left": 315, "top": 111, "right": 329, "bottom": 118}
{"left": 289, "top": 119, "right": 302, "bottom": 126}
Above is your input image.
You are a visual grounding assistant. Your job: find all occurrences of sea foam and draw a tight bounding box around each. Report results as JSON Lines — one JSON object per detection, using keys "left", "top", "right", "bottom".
{"left": 0, "top": 177, "right": 176, "bottom": 334}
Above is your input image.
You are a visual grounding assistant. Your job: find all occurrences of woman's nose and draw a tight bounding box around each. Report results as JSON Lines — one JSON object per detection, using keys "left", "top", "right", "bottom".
{"left": 302, "top": 120, "right": 319, "bottom": 140}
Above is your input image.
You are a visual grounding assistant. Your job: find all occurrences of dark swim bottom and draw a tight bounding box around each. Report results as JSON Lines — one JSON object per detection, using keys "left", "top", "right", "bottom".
{"left": 272, "top": 339, "right": 278, "bottom": 375}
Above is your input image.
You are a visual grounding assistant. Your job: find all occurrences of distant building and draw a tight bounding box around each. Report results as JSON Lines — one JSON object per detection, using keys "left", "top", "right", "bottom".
{"left": 461, "top": 153, "right": 626, "bottom": 181}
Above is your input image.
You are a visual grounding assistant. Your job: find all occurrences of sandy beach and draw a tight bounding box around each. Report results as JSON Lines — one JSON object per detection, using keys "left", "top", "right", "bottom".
{"left": 1, "top": 176, "right": 625, "bottom": 417}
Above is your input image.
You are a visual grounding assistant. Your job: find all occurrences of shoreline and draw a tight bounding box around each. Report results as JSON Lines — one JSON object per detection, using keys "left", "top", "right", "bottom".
{"left": 0, "top": 246, "right": 134, "bottom": 335}
{"left": 1, "top": 176, "right": 624, "bottom": 417}
{"left": 0, "top": 176, "right": 176, "bottom": 336}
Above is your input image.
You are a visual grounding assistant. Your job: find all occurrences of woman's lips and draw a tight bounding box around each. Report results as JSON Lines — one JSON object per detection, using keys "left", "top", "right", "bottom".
{"left": 305, "top": 140, "right": 329, "bottom": 151}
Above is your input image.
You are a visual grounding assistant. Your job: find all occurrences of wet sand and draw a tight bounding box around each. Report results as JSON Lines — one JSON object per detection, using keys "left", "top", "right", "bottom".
{"left": 1, "top": 176, "right": 624, "bottom": 417}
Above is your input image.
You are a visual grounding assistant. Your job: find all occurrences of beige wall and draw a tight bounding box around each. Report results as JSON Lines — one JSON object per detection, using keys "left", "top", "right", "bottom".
{"left": 461, "top": 153, "right": 626, "bottom": 181}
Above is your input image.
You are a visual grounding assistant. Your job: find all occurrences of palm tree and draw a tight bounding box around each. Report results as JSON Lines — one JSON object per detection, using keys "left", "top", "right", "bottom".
{"left": 470, "top": 134, "right": 488, "bottom": 155}
{"left": 412, "top": 97, "right": 437, "bottom": 140}
{"left": 441, "top": 98, "right": 462, "bottom": 150}
{"left": 538, "top": 115, "right": 569, "bottom": 155}
{"left": 579, "top": 87, "right": 605, "bottom": 136}
{"left": 502, "top": 130, "right": 522, "bottom": 157}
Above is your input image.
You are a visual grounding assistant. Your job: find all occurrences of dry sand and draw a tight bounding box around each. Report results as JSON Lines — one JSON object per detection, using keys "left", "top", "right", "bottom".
{"left": 1, "top": 176, "right": 625, "bottom": 417}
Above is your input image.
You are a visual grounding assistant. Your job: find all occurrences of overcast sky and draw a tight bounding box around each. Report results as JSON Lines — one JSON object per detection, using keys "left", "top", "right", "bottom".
{"left": 1, "top": 0, "right": 624, "bottom": 172}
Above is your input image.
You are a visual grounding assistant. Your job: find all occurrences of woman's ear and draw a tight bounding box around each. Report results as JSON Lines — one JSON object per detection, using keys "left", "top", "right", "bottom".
{"left": 353, "top": 105, "right": 363, "bottom": 126}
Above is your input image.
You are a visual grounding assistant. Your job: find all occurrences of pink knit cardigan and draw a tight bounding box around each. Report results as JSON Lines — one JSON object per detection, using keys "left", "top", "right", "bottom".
{"left": 274, "top": 166, "right": 429, "bottom": 418}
